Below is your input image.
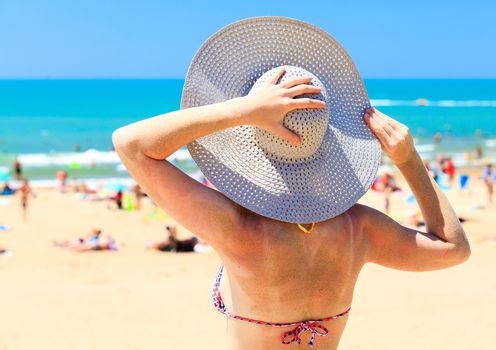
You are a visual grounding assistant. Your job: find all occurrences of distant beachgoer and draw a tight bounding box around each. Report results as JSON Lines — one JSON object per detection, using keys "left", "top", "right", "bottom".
{"left": 434, "top": 132, "right": 442, "bottom": 143}
{"left": 13, "top": 158, "right": 22, "bottom": 180}
{"left": 436, "top": 153, "right": 446, "bottom": 168}
{"left": 475, "top": 146, "right": 483, "bottom": 159}
{"left": 371, "top": 172, "right": 401, "bottom": 214}
{"left": 19, "top": 179, "right": 36, "bottom": 221}
{"left": 53, "top": 229, "right": 117, "bottom": 252}
{"left": 53, "top": 229, "right": 102, "bottom": 249}
{"left": 79, "top": 182, "right": 99, "bottom": 198}
{"left": 0, "top": 246, "right": 12, "bottom": 257}
{"left": 56, "top": 170, "right": 68, "bottom": 193}
{"left": 416, "top": 98, "right": 428, "bottom": 106}
{"left": 108, "top": 190, "right": 123, "bottom": 209}
{"left": 1, "top": 182, "right": 14, "bottom": 195}
{"left": 147, "top": 225, "right": 199, "bottom": 253}
{"left": 444, "top": 157, "right": 456, "bottom": 186}
{"left": 482, "top": 164, "right": 494, "bottom": 206}
{"left": 433, "top": 153, "right": 447, "bottom": 182}
{"left": 132, "top": 184, "right": 144, "bottom": 210}
{"left": 84, "top": 228, "right": 103, "bottom": 246}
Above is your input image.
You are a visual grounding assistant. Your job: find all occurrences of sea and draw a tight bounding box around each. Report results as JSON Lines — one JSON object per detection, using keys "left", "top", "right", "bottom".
{"left": 1, "top": 79, "right": 496, "bottom": 183}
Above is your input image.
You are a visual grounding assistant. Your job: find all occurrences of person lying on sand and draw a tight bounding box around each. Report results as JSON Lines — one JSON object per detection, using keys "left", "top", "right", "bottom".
{"left": 113, "top": 17, "right": 470, "bottom": 350}
{"left": 53, "top": 229, "right": 117, "bottom": 252}
{"left": 0, "top": 246, "right": 12, "bottom": 257}
{"left": 147, "top": 225, "right": 200, "bottom": 253}
{"left": 71, "top": 235, "right": 117, "bottom": 252}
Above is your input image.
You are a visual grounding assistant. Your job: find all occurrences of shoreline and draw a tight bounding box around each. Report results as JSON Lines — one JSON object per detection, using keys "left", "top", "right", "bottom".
{"left": 1, "top": 140, "right": 495, "bottom": 183}
{"left": 1, "top": 162, "right": 492, "bottom": 188}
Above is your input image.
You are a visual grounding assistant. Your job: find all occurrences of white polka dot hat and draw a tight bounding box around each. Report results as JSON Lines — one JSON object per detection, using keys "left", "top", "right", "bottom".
{"left": 181, "top": 16, "right": 381, "bottom": 224}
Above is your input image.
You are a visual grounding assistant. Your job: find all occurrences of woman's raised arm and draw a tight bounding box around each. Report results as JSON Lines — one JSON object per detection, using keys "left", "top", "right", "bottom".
{"left": 111, "top": 67, "right": 325, "bottom": 249}
{"left": 362, "top": 108, "right": 471, "bottom": 271}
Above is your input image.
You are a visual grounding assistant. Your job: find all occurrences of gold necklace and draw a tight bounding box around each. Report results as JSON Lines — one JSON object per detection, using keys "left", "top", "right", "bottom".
{"left": 296, "top": 222, "right": 316, "bottom": 234}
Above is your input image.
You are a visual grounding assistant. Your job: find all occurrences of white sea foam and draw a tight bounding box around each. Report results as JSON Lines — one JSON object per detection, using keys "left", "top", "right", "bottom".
{"left": 370, "top": 99, "right": 496, "bottom": 108}
{"left": 370, "top": 99, "right": 416, "bottom": 106}
{"left": 485, "top": 139, "right": 496, "bottom": 148}
{"left": 17, "top": 148, "right": 192, "bottom": 167}
{"left": 17, "top": 149, "right": 120, "bottom": 167}
{"left": 415, "top": 144, "right": 436, "bottom": 152}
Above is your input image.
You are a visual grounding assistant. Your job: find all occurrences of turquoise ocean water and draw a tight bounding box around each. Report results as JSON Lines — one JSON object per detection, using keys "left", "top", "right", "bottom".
{"left": 1, "top": 79, "right": 496, "bottom": 181}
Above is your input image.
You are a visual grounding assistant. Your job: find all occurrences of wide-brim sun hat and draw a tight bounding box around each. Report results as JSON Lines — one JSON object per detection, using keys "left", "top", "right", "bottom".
{"left": 181, "top": 16, "right": 381, "bottom": 224}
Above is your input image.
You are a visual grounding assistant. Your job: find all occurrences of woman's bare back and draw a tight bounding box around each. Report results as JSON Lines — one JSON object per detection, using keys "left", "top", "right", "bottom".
{"left": 217, "top": 207, "right": 367, "bottom": 349}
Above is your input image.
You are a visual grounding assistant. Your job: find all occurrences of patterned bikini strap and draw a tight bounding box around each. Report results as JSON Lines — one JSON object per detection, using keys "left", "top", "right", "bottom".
{"left": 212, "top": 264, "right": 227, "bottom": 314}
{"left": 211, "top": 264, "right": 351, "bottom": 348}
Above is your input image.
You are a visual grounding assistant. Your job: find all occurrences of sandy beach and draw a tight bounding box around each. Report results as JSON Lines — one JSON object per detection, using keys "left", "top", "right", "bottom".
{"left": 0, "top": 168, "right": 495, "bottom": 350}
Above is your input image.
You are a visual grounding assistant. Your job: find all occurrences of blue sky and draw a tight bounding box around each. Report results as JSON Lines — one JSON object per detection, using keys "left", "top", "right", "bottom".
{"left": 1, "top": 0, "right": 494, "bottom": 78}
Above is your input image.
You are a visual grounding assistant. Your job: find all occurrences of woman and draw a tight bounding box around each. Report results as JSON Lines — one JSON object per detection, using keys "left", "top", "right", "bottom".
{"left": 113, "top": 17, "right": 469, "bottom": 350}
{"left": 19, "top": 179, "right": 36, "bottom": 221}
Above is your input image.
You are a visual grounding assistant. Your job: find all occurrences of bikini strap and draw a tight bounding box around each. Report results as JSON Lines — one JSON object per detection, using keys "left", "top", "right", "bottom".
{"left": 212, "top": 264, "right": 227, "bottom": 313}
{"left": 211, "top": 264, "right": 351, "bottom": 348}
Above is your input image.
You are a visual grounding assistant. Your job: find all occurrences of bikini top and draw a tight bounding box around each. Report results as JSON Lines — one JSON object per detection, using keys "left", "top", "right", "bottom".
{"left": 211, "top": 264, "right": 351, "bottom": 348}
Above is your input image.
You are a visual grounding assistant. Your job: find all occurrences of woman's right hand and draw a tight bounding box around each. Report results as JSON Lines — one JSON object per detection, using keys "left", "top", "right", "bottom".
{"left": 364, "top": 107, "right": 417, "bottom": 167}
{"left": 234, "top": 66, "right": 326, "bottom": 146}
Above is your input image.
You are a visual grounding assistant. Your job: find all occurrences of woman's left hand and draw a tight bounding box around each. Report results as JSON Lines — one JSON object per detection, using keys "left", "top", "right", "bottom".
{"left": 234, "top": 66, "right": 326, "bottom": 146}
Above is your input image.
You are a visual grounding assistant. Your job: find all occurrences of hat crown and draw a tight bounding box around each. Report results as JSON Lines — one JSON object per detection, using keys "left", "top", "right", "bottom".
{"left": 251, "top": 66, "right": 330, "bottom": 162}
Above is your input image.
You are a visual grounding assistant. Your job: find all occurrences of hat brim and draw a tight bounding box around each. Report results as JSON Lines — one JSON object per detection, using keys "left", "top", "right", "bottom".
{"left": 181, "top": 16, "right": 381, "bottom": 223}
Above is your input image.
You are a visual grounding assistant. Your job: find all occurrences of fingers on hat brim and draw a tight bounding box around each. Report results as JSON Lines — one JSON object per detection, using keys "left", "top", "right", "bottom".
{"left": 364, "top": 112, "right": 389, "bottom": 143}
{"left": 280, "top": 76, "right": 314, "bottom": 88}
{"left": 286, "top": 84, "right": 322, "bottom": 98}
{"left": 289, "top": 98, "right": 326, "bottom": 109}
{"left": 269, "top": 66, "right": 286, "bottom": 84}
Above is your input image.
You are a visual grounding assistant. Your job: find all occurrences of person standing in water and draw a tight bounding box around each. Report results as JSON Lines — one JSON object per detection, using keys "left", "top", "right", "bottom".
{"left": 13, "top": 158, "right": 22, "bottom": 181}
